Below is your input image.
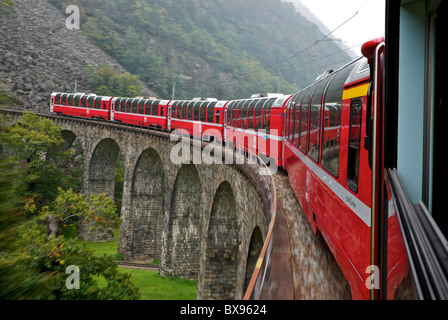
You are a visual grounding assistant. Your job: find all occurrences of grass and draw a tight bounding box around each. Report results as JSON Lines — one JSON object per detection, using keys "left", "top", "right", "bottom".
{"left": 62, "top": 226, "right": 198, "bottom": 300}
{"left": 115, "top": 269, "right": 197, "bottom": 300}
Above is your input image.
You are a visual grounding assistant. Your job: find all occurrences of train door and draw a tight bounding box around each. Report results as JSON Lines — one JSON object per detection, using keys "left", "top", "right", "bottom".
{"left": 168, "top": 104, "right": 172, "bottom": 131}
{"left": 224, "top": 109, "right": 228, "bottom": 142}
{"left": 50, "top": 95, "right": 55, "bottom": 112}
{"left": 111, "top": 100, "right": 115, "bottom": 121}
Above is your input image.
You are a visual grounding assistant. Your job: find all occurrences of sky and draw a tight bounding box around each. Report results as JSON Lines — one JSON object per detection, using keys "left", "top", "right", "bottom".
{"left": 300, "top": 0, "right": 386, "bottom": 54}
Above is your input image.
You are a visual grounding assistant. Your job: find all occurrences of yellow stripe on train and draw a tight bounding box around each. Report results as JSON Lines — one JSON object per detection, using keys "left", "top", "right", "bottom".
{"left": 342, "top": 83, "right": 369, "bottom": 100}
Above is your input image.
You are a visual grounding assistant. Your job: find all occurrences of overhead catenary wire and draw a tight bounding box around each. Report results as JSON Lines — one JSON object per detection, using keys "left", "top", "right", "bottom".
{"left": 262, "top": 0, "right": 369, "bottom": 72}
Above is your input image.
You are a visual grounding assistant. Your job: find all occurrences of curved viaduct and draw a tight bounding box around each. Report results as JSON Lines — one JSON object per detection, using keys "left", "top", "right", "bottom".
{"left": 3, "top": 110, "right": 351, "bottom": 300}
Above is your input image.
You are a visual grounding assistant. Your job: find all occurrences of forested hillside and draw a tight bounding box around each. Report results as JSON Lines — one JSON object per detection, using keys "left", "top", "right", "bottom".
{"left": 48, "top": 0, "right": 354, "bottom": 100}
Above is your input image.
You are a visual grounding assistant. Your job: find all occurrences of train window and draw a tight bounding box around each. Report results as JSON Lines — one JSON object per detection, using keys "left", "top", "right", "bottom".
{"left": 95, "top": 97, "right": 102, "bottom": 109}
{"left": 139, "top": 100, "right": 145, "bottom": 114}
{"left": 229, "top": 101, "right": 236, "bottom": 126}
{"left": 256, "top": 99, "right": 266, "bottom": 131}
{"left": 242, "top": 100, "right": 251, "bottom": 129}
{"left": 55, "top": 94, "right": 61, "bottom": 104}
{"left": 145, "top": 100, "right": 153, "bottom": 115}
{"left": 299, "top": 88, "right": 313, "bottom": 152}
{"left": 123, "top": 98, "right": 129, "bottom": 112}
{"left": 152, "top": 100, "right": 160, "bottom": 116}
{"left": 176, "top": 101, "right": 183, "bottom": 119}
{"left": 61, "top": 94, "right": 68, "bottom": 106}
{"left": 262, "top": 98, "right": 276, "bottom": 132}
{"left": 200, "top": 102, "right": 208, "bottom": 122}
{"left": 285, "top": 96, "right": 294, "bottom": 143}
{"left": 293, "top": 93, "right": 303, "bottom": 147}
{"left": 247, "top": 99, "right": 257, "bottom": 130}
{"left": 308, "top": 75, "right": 334, "bottom": 163}
{"left": 347, "top": 98, "right": 363, "bottom": 192}
{"left": 232, "top": 101, "right": 240, "bottom": 127}
{"left": 75, "top": 95, "right": 82, "bottom": 108}
{"left": 67, "top": 94, "right": 74, "bottom": 106}
{"left": 186, "top": 101, "right": 194, "bottom": 120}
{"left": 80, "top": 96, "right": 87, "bottom": 109}
{"left": 180, "top": 101, "right": 187, "bottom": 119}
{"left": 287, "top": 93, "right": 299, "bottom": 144}
{"left": 131, "top": 99, "right": 137, "bottom": 113}
{"left": 207, "top": 102, "right": 217, "bottom": 123}
{"left": 88, "top": 96, "right": 95, "bottom": 108}
{"left": 321, "top": 66, "right": 352, "bottom": 178}
{"left": 194, "top": 101, "right": 201, "bottom": 121}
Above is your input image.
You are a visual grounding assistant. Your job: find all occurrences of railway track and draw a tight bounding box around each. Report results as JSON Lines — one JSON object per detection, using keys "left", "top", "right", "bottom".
{"left": 115, "top": 261, "right": 159, "bottom": 272}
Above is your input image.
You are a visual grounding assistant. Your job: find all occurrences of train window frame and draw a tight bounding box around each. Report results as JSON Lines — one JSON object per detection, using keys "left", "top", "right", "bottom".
{"left": 80, "top": 96, "right": 88, "bottom": 109}
{"left": 242, "top": 100, "right": 251, "bottom": 129}
{"left": 152, "top": 100, "right": 160, "bottom": 116}
{"left": 95, "top": 97, "right": 102, "bottom": 109}
{"left": 67, "top": 94, "right": 75, "bottom": 106}
{"left": 308, "top": 75, "right": 334, "bottom": 164}
{"left": 234, "top": 100, "right": 243, "bottom": 128}
{"left": 144, "top": 100, "right": 152, "bottom": 115}
{"left": 254, "top": 99, "right": 267, "bottom": 131}
{"left": 288, "top": 93, "right": 301, "bottom": 145}
{"left": 88, "top": 96, "right": 95, "bottom": 109}
{"left": 347, "top": 98, "right": 363, "bottom": 193}
{"left": 207, "top": 102, "right": 217, "bottom": 123}
{"left": 299, "top": 87, "right": 314, "bottom": 153}
{"left": 138, "top": 100, "right": 145, "bottom": 114}
{"left": 321, "top": 65, "right": 353, "bottom": 179}
{"left": 248, "top": 99, "right": 258, "bottom": 130}
{"left": 115, "top": 98, "right": 122, "bottom": 112}
{"left": 193, "top": 101, "right": 201, "bottom": 121}
{"left": 61, "top": 94, "right": 68, "bottom": 106}
{"left": 186, "top": 101, "right": 194, "bottom": 120}
{"left": 285, "top": 95, "right": 295, "bottom": 143}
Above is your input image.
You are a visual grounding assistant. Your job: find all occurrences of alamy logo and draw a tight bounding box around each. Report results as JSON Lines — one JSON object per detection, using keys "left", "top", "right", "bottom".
{"left": 65, "top": 5, "right": 80, "bottom": 30}
{"left": 365, "top": 265, "right": 380, "bottom": 290}
{"left": 65, "top": 265, "right": 80, "bottom": 290}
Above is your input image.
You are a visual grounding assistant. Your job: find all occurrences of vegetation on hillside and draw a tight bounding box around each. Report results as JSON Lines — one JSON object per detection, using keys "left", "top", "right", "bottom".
{"left": 0, "top": 112, "right": 139, "bottom": 300}
{"left": 48, "top": 0, "right": 352, "bottom": 99}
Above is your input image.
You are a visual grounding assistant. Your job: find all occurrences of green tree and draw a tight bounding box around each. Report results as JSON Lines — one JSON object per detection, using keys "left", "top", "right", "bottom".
{"left": 44, "top": 188, "right": 121, "bottom": 238}
{"left": 5, "top": 112, "right": 75, "bottom": 210}
{"left": 87, "top": 65, "right": 143, "bottom": 97}
{"left": 0, "top": 117, "right": 139, "bottom": 300}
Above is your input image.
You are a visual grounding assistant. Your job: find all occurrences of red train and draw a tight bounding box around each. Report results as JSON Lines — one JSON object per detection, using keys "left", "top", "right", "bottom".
{"left": 49, "top": 39, "right": 409, "bottom": 300}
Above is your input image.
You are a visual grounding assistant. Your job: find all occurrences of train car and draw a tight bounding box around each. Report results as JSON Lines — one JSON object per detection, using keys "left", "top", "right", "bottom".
{"left": 168, "top": 98, "right": 227, "bottom": 141}
{"left": 282, "top": 56, "right": 400, "bottom": 299}
{"left": 111, "top": 97, "right": 171, "bottom": 129}
{"left": 224, "top": 94, "right": 291, "bottom": 166}
{"left": 50, "top": 92, "right": 113, "bottom": 120}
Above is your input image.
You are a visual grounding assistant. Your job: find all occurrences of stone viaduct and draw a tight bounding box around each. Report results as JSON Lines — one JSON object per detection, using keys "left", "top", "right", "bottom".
{"left": 4, "top": 110, "right": 278, "bottom": 300}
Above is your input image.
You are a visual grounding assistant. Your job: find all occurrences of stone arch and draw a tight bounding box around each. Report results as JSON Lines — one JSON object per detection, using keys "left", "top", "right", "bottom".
{"left": 79, "top": 138, "right": 120, "bottom": 241}
{"left": 163, "top": 163, "right": 202, "bottom": 279}
{"left": 129, "top": 148, "right": 164, "bottom": 261}
{"left": 60, "top": 129, "right": 84, "bottom": 193}
{"left": 243, "top": 226, "right": 263, "bottom": 293}
{"left": 202, "top": 181, "right": 239, "bottom": 300}
{"left": 86, "top": 138, "right": 120, "bottom": 198}
{"left": 60, "top": 130, "right": 77, "bottom": 150}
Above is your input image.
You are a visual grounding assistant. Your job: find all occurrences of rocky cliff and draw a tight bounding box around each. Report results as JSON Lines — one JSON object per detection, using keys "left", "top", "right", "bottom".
{"left": 0, "top": 0, "right": 156, "bottom": 113}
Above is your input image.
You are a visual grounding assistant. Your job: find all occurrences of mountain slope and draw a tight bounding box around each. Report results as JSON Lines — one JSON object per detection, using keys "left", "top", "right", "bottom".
{"left": 48, "top": 0, "right": 354, "bottom": 100}
{"left": 0, "top": 0, "right": 156, "bottom": 111}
